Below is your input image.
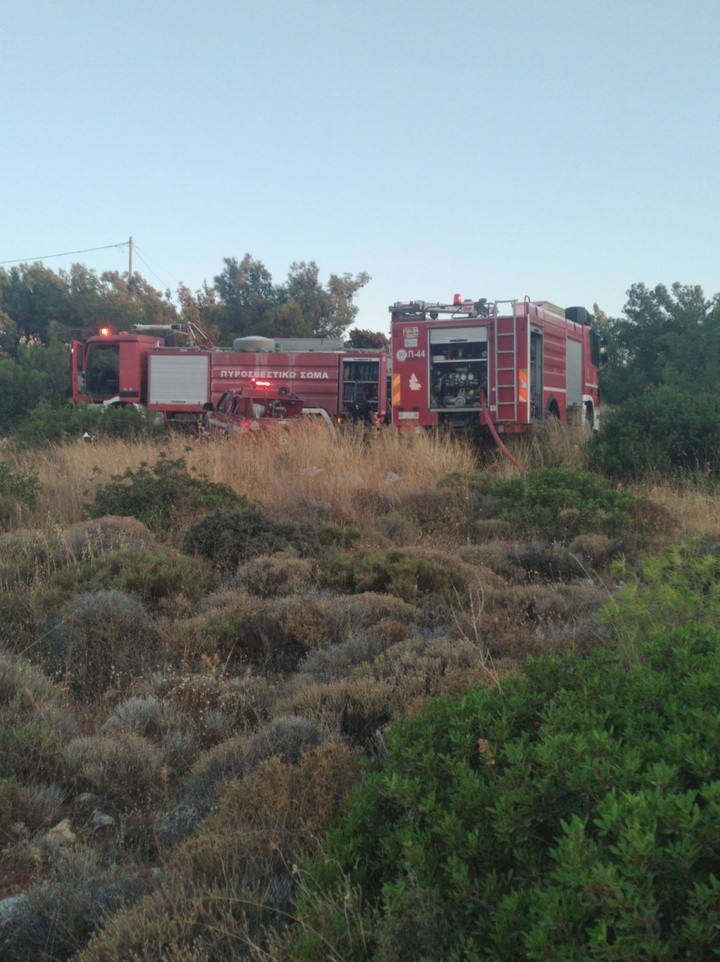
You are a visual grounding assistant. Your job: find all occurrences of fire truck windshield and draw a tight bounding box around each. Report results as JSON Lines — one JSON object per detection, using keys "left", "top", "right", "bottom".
{"left": 85, "top": 344, "right": 120, "bottom": 397}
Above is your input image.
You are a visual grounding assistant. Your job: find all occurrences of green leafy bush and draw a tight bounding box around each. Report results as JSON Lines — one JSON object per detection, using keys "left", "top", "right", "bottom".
{"left": 590, "top": 385, "right": 720, "bottom": 479}
{"left": 182, "top": 502, "right": 322, "bottom": 571}
{"left": 9, "top": 399, "right": 166, "bottom": 448}
{"left": 444, "top": 466, "right": 639, "bottom": 543}
{"left": 86, "top": 456, "right": 242, "bottom": 533}
{"left": 291, "top": 624, "right": 720, "bottom": 961}
{"left": 50, "top": 545, "right": 210, "bottom": 611}
{"left": 607, "top": 539, "right": 720, "bottom": 642}
{"left": 317, "top": 547, "right": 466, "bottom": 604}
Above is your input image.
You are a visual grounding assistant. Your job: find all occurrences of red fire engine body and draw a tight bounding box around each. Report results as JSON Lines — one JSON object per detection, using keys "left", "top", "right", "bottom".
{"left": 390, "top": 296, "right": 601, "bottom": 433}
{"left": 70, "top": 331, "right": 388, "bottom": 426}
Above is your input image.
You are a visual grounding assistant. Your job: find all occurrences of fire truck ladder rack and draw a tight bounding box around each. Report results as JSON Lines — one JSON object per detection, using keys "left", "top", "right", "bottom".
{"left": 133, "top": 321, "right": 216, "bottom": 350}
{"left": 491, "top": 300, "right": 518, "bottom": 423}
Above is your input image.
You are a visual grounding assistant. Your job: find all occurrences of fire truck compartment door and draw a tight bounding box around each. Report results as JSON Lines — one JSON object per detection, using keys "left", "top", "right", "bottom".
{"left": 429, "top": 327, "right": 487, "bottom": 343}
{"left": 566, "top": 339, "right": 583, "bottom": 408}
{"left": 149, "top": 355, "right": 210, "bottom": 405}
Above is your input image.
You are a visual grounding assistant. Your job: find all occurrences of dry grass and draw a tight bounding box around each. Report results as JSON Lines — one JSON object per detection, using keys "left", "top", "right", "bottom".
{"left": 634, "top": 481, "right": 720, "bottom": 539}
{"left": 20, "top": 425, "right": 479, "bottom": 527}
{"left": 501, "top": 417, "right": 593, "bottom": 473}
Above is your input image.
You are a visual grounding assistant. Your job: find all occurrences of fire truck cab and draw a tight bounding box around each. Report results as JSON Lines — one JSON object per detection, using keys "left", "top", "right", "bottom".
{"left": 390, "top": 296, "right": 601, "bottom": 434}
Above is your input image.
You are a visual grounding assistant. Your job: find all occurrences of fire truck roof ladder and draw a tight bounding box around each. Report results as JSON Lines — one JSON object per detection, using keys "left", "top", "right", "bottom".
{"left": 492, "top": 299, "right": 519, "bottom": 423}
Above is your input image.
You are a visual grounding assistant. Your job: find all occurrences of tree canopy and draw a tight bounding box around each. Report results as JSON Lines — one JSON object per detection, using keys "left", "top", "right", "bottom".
{"left": 205, "top": 255, "right": 370, "bottom": 343}
{"left": 0, "top": 254, "right": 371, "bottom": 356}
{"left": 599, "top": 282, "right": 720, "bottom": 404}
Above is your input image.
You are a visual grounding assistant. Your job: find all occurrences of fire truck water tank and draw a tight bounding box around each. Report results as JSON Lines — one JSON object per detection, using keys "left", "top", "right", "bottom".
{"left": 232, "top": 336, "right": 276, "bottom": 352}
{"left": 565, "top": 307, "right": 590, "bottom": 325}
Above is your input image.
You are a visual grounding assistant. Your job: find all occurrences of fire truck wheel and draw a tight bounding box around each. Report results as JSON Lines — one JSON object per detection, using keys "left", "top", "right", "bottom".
{"left": 547, "top": 399, "right": 560, "bottom": 419}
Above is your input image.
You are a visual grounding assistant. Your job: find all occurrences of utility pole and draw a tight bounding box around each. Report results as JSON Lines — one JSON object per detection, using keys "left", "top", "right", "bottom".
{"left": 128, "top": 236, "right": 133, "bottom": 288}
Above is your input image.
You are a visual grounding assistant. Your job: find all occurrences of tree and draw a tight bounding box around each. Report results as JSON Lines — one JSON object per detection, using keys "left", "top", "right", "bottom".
{"left": 0, "top": 323, "right": 70, "bottom": 432}
{"left": 208, "top": 254, "right": 371, "bottom": 344}
{"left": 0, "top": 263, "right": 72, "bottom": 353}
{"left": 319, "top": 270, "right": 370, "bottom": 338}
{"left": 600, "top": 282, "right": 720, "bottom": 404}
{"left": 345, "top": 328, "right": 389, "bottom": 349}
{"left": 210, "top": 254, "right": 279, "bottom": 341}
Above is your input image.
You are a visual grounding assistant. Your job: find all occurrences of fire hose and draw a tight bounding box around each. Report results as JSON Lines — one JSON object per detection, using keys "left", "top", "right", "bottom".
{"left": 480, "top": 389, "right": 526, "bottom": 472}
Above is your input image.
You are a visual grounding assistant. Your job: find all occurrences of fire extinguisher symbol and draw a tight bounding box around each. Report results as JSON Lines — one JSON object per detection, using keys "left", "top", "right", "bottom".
{"left": 518, "top": 369, "right": 528, "bottom": 404}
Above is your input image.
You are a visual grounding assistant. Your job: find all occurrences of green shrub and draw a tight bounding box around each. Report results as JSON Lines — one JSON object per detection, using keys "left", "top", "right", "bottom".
{"left": 291, "top": 625, "right": 720, "bottom": 961}
{"left": 607, "top": 539, "right": 720, "bottom": 643}
{"left": 589, "top": 385, "right": 720, "bottom": 479}
{"left": 50, "top": 545, "right": 210, "bottom": 611}
{"left": 9, "top": 399, "right": 165, "bottom": 448}
{"left": 86, "top": 456, "right": 243, "bottom": 534}
{"left": 182, "top": 503, "right": 322, "bottom": 571}
{"left": 317, "top": 547, "right": 466, "bottom": 604}
{"left": 444, "top": 466, "right": 639, "bottom": 543}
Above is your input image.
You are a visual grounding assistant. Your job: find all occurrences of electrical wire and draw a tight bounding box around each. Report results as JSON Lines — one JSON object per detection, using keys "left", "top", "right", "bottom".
{"left": 0, "top": 241, "right": 128, "bottom": 266}
{"left": 132, "top": 244, "right": 181, "bottom": 291}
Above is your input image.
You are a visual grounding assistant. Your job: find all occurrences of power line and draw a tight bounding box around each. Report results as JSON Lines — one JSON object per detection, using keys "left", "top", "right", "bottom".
{"left": 132, "top": 244, "right": 181, "bottom": 290}
{"left": 0, "top": 241, "right": 129, "bottom": 266}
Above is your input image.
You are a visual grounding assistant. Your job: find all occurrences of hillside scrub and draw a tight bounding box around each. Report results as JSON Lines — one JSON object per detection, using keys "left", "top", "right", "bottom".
{"left": 286, "top": 622, "right": 720, "bottom": 961}
{"left": 0, "top": 428, "right": 715, "bottom": 961}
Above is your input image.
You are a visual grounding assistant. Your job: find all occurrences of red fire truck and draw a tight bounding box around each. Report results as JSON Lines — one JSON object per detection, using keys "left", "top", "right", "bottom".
{"left": 390, "top": 296, "right": 601, "bottom": 434}
{"left": 70, "top": 328, "right": 388, "bottom": 427}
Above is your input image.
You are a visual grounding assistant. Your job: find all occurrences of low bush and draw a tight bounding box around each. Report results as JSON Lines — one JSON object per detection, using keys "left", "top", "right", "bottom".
{"left": 235, "top": 551, "right": 315, "bottom": 597}
{"left": 0, "top": 649, "right": 74, "bottom": 783}
{"left": 181, "top": 715, "right": 333, "bottom": 815}
{"left": 317, "top": 547, "right": 468, "bottom": 604}
{"left": 289, "top": 624, "right": 720, "bottom": 961}
{"left": 134, "top": 670, "right": 273, "bottom": 741}
{"left": 168, "top": 591, "right": 341, "bottom": 674}
{"left": 0, "top": 848, "right": 150, "bottom": 962}
{"left": 607, "top": 539, "right": 720, "bottom": 642}
{"left": 39, "top": 589, "right": 161, "bottom": 695}
{"left": 63, "top": 732, "right": 165, "bottom": 810}
{"left": 50, "top": 545, "right": 210, "bottom": 612}
{"left": 589, "top": 385, "right": 720, "bottom": 479}
{"left": 444, "top": 466, "right": 641, "bottom": 543}
{"left": 1, "top": 782, "right": 66, "bottom": 848}
{"left": 76, "top": 743, "right": 361, "bottom": 962}
{"left": 86, "top": 456, "right": 242, "bottom": 534}
{"left": 182, "top": 502, "right": 322, "bottom": 571}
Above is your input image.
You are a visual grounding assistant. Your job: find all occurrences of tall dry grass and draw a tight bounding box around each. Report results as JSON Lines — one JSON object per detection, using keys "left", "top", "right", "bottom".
{"left": 501, "top": 418, "right": 593, "bottom": 473}
{"left": 634, "top": 481, "right": 720, "bottom": 540}
{"left": 15, "top": 420, "right": 720, "bottom": 541}
{"left": 20, "top": 424, "right": 480, "bottom": 527}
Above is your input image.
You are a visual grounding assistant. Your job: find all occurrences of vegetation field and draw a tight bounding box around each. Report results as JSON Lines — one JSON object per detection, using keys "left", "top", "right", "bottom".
{"left": 1, "top": 417, "right": 719, "bottom": 961}
{"left": 2, "top": 248, "right": 720, "bottom": 958}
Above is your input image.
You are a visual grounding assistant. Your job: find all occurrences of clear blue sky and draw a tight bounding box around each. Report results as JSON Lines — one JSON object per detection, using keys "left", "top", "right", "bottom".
{"left": 3, "top": 0, "right": 718, "bottom": 333}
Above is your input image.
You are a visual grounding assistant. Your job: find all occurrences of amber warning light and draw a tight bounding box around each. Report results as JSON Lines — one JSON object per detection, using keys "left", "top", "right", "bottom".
{"left": 99, "top": 326, "right": 112, "bottom": 337}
